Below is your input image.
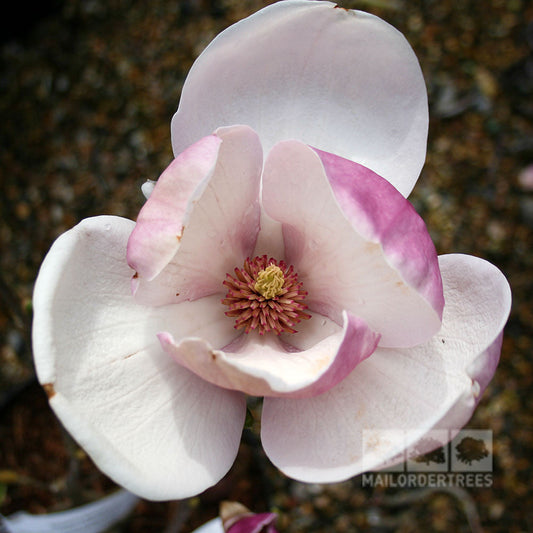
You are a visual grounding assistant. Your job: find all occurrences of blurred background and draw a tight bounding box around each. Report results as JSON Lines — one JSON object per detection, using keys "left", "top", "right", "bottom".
{"left": 0, "top": 0, "right": 531, "bottom": 531}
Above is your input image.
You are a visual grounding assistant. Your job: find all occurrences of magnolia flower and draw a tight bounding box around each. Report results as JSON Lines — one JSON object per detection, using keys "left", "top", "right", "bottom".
{"left": 32, "top": 0, "right": 511, "bottom": 501}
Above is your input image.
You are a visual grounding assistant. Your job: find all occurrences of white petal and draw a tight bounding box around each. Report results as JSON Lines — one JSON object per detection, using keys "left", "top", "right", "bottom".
{"left": 32, "top": 216, "right": 246, "bottom": 500}
{"left": 192, "top": 518, "right": 224, "bottom": 533}
{"left": 132, "top": 125, "right": 263, "bottom": 306}
{"left": 171, "top": 1, "right": 428, "bottom": 196}
{"left": 261, "top": 254, "right": 511, "bottom": 482}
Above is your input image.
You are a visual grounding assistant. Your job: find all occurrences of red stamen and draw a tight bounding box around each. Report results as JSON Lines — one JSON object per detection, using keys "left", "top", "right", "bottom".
{"left": 221, "top": 255, "right": 311, "bottom": 335}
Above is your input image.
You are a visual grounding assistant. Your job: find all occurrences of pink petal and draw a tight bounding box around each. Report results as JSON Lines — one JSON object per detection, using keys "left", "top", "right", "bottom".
{"left": 171, "top": 1, "right": 428, "bottom": 197}
{"left": 192, "top": 512, "right": 279, "bottom": 533}
{"left": 32, "top": 216, "right": 246, "bottom": 500}
{"left": 260, "top": 254, "right": 511, "bottom": 482}
{"left": 315, "top": 147, "right": 444, "bottom": 320}
{"left": 227, "top": 513, "right": 278, "bottom": 533}
{"left": 130, "top": 125, "right": 263, "bottom": 306}
{"left": 262, "top": 140, "right": 443, "bottom": 348}
{"left": 159, "top": 311, "right": 379, "bottom": 398}
{"left": 127, "top": 134, "right": 222, "bottom": 281}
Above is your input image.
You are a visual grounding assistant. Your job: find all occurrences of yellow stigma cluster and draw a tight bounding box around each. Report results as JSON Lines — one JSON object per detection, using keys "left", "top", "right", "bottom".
{"left": 254, "top": 265, "right": 285, "bottom": 299}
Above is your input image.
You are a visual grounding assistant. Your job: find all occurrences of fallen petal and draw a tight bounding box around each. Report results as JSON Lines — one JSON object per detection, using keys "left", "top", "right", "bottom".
{"left": 221, "top": 501, "right": 278, "bottom": 533}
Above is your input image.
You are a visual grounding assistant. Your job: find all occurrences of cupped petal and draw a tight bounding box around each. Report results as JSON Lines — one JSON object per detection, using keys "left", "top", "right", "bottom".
{"left": 130, "top": 125, "right": 263, "bottom": 306}
{"left": 127, "top": 133, "right": 222, "bottom": 281}
{"left": 262, "top": 140, "right": 443, "bottom": 348}
{"left": 160, "top": 311, "right": 379, "bottom": 398}
{"left": 171, "top": 1, "right": 428, "bottom": 196}
{"left": 261, "top": 254, "right": 511, "bottom": 482}
{"left": 32, "top": 216, "right": 246, "bottom": 500}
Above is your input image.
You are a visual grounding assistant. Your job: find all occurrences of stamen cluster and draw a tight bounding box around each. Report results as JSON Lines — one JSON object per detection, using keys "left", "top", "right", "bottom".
{"left": 222, "top": 255, "right": 311, "bottom": 335}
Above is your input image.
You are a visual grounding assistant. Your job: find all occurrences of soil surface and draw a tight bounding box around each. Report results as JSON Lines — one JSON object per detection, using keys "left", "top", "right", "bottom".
{"left": 1, "top": 1, "right": 532, "bottom": 531}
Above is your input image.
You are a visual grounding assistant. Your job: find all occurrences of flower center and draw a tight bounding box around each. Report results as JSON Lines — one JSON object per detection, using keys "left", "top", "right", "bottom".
{"left": 222, "top": 255, "right": 311, "bottom": 335}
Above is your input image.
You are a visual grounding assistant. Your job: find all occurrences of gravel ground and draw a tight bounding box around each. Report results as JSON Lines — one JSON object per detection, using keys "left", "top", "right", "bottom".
{"left": 1, "top": 1, "right": 532, "bottom": 531}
